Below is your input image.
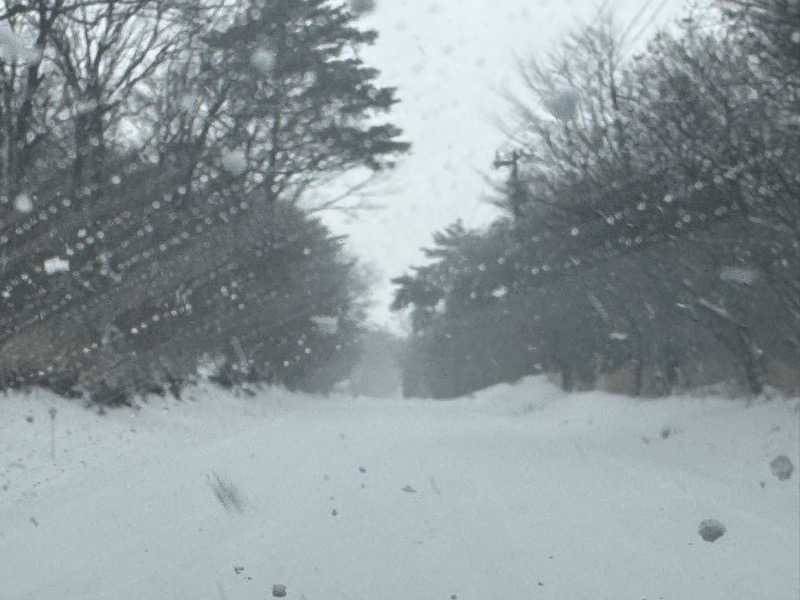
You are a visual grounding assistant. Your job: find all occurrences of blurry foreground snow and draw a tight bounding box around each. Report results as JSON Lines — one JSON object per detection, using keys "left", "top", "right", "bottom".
{"left": 43, "top": 257, "right": 70, "bottom": 275}
{"left": 0, "top": 379, "right": 797, "bottom": 599}
{"left": 250, "top": 48, "right": 275, "bottom": 73}
{"left": 13, "top": 193, "right": 33, "bottom": 214}
{"left": 310, "top": 315, "right": 338, "bottom": 335}
{"left": 720, "top": 266, "right": 759, "bottom": 286}
{"left": 220, "top": 149, "right": 248, "bottom": 176}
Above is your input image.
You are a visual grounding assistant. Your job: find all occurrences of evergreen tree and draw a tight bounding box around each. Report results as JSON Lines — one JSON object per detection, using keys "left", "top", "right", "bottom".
{"left": 150, "top": 0, "right": 408, "bottom": 202}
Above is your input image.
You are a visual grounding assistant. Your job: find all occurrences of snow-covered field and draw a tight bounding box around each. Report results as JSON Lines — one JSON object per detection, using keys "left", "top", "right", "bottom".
{"left": 1, "top": 378, "right": 798, "bottom": 600}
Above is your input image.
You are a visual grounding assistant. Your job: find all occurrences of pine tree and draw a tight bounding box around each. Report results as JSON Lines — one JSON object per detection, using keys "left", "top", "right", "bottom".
{"left": 159, "top": 0, "right": 408, "bottom": 203}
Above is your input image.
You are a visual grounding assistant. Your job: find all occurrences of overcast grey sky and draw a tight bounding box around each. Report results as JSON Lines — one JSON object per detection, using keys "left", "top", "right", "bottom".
{"left": 321, "top": 0, "right": 688, "bottom": 332}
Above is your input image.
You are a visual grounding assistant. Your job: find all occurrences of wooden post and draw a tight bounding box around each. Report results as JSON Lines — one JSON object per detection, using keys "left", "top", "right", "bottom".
{"left": 48, "top": 407, "right": 57, "bottom": 462}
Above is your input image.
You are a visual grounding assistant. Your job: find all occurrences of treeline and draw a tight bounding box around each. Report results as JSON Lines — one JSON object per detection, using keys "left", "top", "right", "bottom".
{"left": 393, "top": 0, "right": 800, "bottom": 398}
{"left": 0, "top": 0, "right": 407, "bottom": 403}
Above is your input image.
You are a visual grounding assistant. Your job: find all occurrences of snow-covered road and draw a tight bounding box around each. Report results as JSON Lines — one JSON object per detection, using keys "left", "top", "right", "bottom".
{"left": 1, "top": 379, "right": 798, "bottom": 599}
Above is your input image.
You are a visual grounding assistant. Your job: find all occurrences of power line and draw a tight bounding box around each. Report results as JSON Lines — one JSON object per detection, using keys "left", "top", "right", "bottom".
{"left": 628, "top": 0, "right": 672, "bottom": 47}
{"left": 620, "top": 0, "right": 657, "bottom": 46}
{"left": 594, "top": 0, "right": 613, "bottom": 22}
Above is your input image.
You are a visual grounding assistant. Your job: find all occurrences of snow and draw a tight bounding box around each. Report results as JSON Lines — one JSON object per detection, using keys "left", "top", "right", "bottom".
{"left": 0, "top": 378, "right": 797, "bottom": 599}
{"left": 250, "top": 48, "right": 276, "bottom": 74}
{"left": 311, "top": 315, "right": 339, "bottom": 335}
{"left": 0, "top": 22, "right": 41, "bottom": 64}
{"left": 43, "top": 256, "right": 70, "bottom": 274}
{"left": 179, "top": 93, "right": 199, "bottom": 111}
{"left": 220, "top": 149, "right": 248, "bottom": 176}
{"left": 73, "top": 99, "right": 100, "bottom": 116}
{"left": 14, "top": 193, "right": 33, "bottom": 213}
{"left": 491, "top": 285, "right": 507, "bottom": 298}
{"left": 698, "top": 297, "right": 733, "bottom": 320}
{"left": 721, "top": 266, "right": 759, "bottom": 286}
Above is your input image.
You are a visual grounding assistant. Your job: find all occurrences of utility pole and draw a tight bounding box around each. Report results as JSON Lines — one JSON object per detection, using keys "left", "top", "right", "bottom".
{"left": 493, "top": 149, "right": 525, "bottom": 219}
{"left": 493, "top": 149, "right": 520, "bottom": 179}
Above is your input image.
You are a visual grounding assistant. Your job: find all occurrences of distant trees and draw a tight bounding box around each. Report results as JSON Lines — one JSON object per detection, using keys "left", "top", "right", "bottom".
{"left": 394, "top": 4, "right": 800, "bottom": 398}
{"left": 347, "top": 327, "right": 402, "bottom": 397}
{"left": 0, "top": 0, "right": 407, "bottom": 403}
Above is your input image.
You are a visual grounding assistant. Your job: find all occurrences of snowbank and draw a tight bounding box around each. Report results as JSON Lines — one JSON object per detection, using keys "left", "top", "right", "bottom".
{"left": 1, "top": 379, "right": 797, "bottom": 599}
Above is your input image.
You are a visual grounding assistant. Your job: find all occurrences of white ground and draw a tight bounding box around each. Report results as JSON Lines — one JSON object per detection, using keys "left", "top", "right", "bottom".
{"left": 1, "top": 378, "right": 798, "bottom": 600}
